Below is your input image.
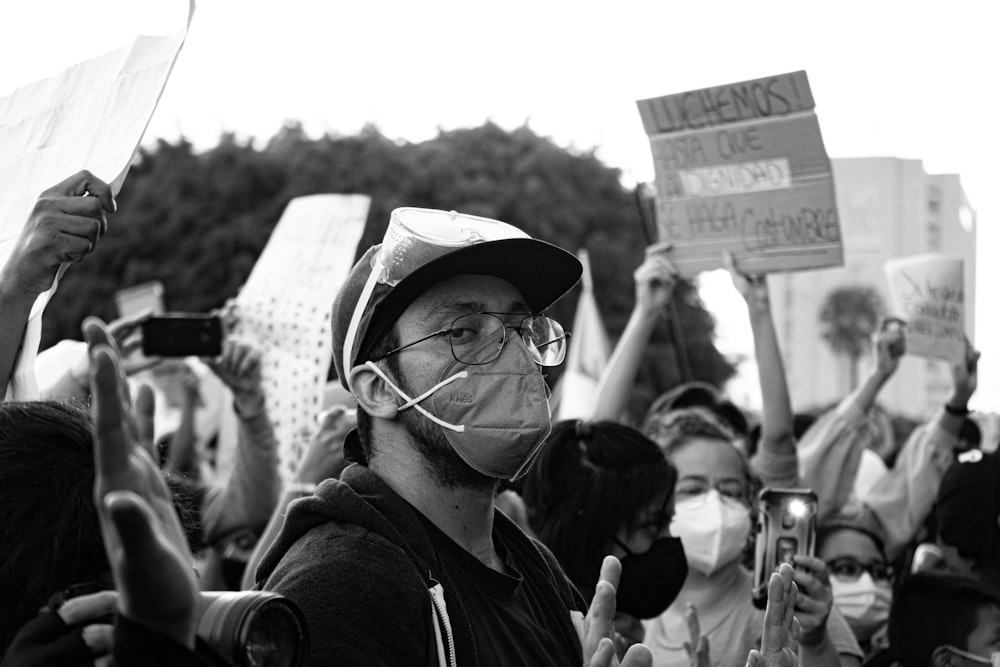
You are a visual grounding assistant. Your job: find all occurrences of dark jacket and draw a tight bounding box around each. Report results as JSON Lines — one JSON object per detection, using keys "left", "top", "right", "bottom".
{"left": 256, "top": 464, "right": 585, "bottom": 666}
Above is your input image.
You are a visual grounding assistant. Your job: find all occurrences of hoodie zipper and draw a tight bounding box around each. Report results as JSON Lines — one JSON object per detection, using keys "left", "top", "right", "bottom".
{"left": 429, "top": 580, "right": 457, "bottom": 667}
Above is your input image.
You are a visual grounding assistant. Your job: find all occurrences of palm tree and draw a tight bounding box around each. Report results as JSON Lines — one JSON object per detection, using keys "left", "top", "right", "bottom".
{"left": 818, "top": 286, "right": 885, "bottom": 389}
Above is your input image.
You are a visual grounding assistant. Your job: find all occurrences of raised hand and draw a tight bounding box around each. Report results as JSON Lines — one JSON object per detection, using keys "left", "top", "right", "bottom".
{"left": 583, "top": 556, "right": 653, "bottom": 667}
{"left": 204, "top": 338, "right": 265, "bottom": 416}
{"left": 723, "top": 251, "right": 768, "bottom": 306}
{"left": 949, "top": 339, "right": 980, "bottom": 407}
{"left": 294, "top": 405, "right": 357, "bottom": 485}
{"left": 634, "top": 242, "right": 679, "bottom": 318}
{"left": 747, "top": 563, "right": 800, "bottom": 667}
{"left": 789, "top": 555, "right": 832, "bottom": 648}
{"left": 85, "top": 317, "right": 197, "bottom": 648}
{"left": 873, "top": 319, "right": 906, "bottom": 381}
{"left": 684, "top": 603, "right": 710, "bottom": 667}
{"left": 0, "top": 170, "right": 114, "bottom": 297}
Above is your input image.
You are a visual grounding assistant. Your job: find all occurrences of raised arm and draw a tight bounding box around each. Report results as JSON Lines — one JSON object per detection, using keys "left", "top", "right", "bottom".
{"left": 798, "top": 323, "right": 904, "bottom": 523}
{"left": 200, "top": 339, "right": 280, "bottom": 545}
{"left": 862, "top": 340, "right": 980, "bottom": 559}
{"left": 1, "top": 171, "right": 113, "bottom": 394}
{"left": 725, "top": 253, "right": 796, "bottom": 487}
{"left": 591, "top": 243, "right": 678, "bottom": 421}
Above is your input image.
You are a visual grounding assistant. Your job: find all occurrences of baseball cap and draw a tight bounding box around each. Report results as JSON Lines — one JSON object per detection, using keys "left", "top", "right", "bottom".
{"left": 332, "top": 208, "right": 582, "bottom": 391}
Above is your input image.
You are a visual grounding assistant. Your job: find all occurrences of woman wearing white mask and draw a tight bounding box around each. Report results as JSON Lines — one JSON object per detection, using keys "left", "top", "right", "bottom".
{"left": 641, "top": 409, "right": 863, "bottom": 667}
{"left": 817, "top": 521, "right": 893, "bottom": 658}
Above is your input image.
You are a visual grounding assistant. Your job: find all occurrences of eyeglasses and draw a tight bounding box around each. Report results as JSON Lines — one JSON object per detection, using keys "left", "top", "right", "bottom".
{"left": 828, "top": 557, "right": 892, "bottom": 582}
{"left": 371, "top": 312, "right": 569, "bottom": 367}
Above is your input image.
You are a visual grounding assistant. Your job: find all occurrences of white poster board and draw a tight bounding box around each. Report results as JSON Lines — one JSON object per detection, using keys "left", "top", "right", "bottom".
{"left": 637, "top": 71, "right": 842, "bottom": 277}
{"left": 0, "top": 1, "right": 194, "bottom": 399}
{"left": 221, "top": 194, "right": 370, "bottom": 483}
{"left": 885, "top": 254, "right": 965, "bottom": 363}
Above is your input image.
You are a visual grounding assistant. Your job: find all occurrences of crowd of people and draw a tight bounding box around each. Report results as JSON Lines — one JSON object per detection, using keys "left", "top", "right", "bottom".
{"left": 0, "top": 170, "right": 996, "bottom": 666}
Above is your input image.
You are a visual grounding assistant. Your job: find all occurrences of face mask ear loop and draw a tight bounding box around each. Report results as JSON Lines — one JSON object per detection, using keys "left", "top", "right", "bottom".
{"left": 344, "top": 258, "right": 384, "bottom": 394}
{"left": 364, "top": 361, "right": 467, "bottom": 432}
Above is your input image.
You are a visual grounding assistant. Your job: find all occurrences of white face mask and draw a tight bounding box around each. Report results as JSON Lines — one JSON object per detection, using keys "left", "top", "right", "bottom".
{"left": 830, "top": 572, "right": 891, "bottom": 641}
{"left": 944, "top": 645, "right": 1000, "bottom": 666}
{"left": 670, "top": 489, "right": 751, "bottom": 576}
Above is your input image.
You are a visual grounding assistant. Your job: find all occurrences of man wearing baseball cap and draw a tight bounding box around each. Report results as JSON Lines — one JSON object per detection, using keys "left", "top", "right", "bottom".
{"left": 255, "top": 209, "right": 651, "bottom": 666}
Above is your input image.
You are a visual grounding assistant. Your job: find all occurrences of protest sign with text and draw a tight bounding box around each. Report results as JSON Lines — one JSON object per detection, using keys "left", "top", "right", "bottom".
{"left": 637, "top": 71, "right": 842, "bottom": 276}
{"left": 0, "top": 0, "right": 194, "bottom": 399}
{"left": 885, "top": 254, "right": 965, "bottom": 364}
{"left": 217, "top": 194, "right": 370, "bottom": 484}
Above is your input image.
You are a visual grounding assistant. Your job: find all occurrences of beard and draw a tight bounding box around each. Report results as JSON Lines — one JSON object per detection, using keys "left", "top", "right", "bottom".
{"left": 392, "top": 365, "right": 495, "bottom": 493}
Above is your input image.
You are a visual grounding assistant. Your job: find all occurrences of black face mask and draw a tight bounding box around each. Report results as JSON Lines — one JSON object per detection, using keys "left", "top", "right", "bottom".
{"left": 614, "top": 536, "right": 688, "bottom": 619}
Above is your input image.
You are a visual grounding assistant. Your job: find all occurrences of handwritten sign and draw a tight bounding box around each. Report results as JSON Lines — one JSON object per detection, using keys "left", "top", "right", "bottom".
{"left": 0, "top": 1, "right": 194, "bottom": 399}
{"left": 218, "top": 195, "right": 370, "bottom": 484}
{"left": 637, "top": 71, "right": 842, "bottom": 276}
{"left": 885, "top": 255, "right": 965, "bottom": 363}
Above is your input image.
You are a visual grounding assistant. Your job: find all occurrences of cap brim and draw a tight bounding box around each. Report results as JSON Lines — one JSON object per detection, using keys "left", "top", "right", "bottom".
{"left": 360, "top": 238, "right": 582, "bottom": 362}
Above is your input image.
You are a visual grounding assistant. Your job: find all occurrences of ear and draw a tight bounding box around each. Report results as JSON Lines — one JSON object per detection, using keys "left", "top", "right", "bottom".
{"left": 349, "top": 363, "right": 399, "bottom": 420}
{"left": 930, "top": 645, "right": 955, "bottom": 667}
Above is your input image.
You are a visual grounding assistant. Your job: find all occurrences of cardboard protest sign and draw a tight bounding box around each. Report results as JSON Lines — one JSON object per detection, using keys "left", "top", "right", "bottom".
{"left": 0, "top": 1, "right": 194, "bottom": 399}
{"left": 637, "top": 71, "right": 842, "bottom": 276}
{"left": 885, "top": 255, "right": 965, "bottom": 363}
{"left": 219, "top": 194, "right": 370, "bottom": 484}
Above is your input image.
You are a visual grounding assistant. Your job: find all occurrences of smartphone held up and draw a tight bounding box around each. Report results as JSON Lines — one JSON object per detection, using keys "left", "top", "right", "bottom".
{"left": 752, "top": 488, "right": 818, "bottom": 609}
{"left": 141, "top": 313, "right": 223, "bottom": 358}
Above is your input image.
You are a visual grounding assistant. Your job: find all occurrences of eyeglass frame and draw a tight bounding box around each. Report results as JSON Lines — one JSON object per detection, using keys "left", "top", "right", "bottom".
{"left": 368, "top": 312, "right": 570, "bottom": 367}
{"left": 827, "top": 556, "right": 893, "bottom": 582}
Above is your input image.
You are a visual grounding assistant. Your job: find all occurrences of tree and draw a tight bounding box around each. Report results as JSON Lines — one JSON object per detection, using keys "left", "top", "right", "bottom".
{"left": 42, "top": 122, "right": 735, "bottom": 416}
{"left": 818, "top": 285, "right": 885, "bottom": 389}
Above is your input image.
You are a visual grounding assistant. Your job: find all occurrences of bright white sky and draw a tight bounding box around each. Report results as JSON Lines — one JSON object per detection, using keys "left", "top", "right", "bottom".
{"left": 2, "top": 0, "right": 997, "bottom": 409}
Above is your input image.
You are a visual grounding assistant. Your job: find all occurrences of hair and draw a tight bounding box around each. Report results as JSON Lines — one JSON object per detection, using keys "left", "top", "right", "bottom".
{"left": 816, "top": 523, "right": 887, "bottom": 564}
{"left": 644, "top": 406, "right": 760, "bottom": 530}
{"left": 354, "top": 328, "right": 400, "bottom": 463}
{"left": 0, "top": 401, "right": 107, "bottom": 649}
{"left": 521, "top": 420, "right": 677, "bottom": 596}
{"left": 889, "top": 572, "right": 1000, "bottom": 666}
{"left": 644, "top": 382, "right": 749, "bottom": 437}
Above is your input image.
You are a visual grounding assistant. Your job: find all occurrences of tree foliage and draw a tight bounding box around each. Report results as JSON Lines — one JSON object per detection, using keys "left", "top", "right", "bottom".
{"left": 818, "top": 285, "right": 885, "bottom": 388}
{"left": 42, "top": 121, "right": 735, "bottom": 416}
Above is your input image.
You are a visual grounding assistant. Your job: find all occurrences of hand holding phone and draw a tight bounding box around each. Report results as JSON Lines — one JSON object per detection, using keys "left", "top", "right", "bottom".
{"left": 752, "top": 488, "right": 818, "bottom": 610}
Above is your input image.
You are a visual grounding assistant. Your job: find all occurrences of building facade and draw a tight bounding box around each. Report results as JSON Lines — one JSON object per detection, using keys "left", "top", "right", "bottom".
{"left": 768, "top": 157, "right": 976, "bottom": 419}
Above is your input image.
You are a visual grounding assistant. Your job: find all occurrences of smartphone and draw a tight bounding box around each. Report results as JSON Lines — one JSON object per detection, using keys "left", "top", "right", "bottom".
{"left": 142, "top": 314, "right": 223, "bottom": 358}
{"left": 752, "top": 488, "right": 818, "bottom": 609}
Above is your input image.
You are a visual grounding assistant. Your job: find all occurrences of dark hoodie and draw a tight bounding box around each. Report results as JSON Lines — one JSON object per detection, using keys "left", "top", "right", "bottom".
{"left": 255, "top": 465, "right": 586, "bottom": 666}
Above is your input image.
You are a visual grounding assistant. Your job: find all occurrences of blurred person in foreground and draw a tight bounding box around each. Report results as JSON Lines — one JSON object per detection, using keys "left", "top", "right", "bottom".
{"left": 888, "top": 572, "right": 1000, "bottom": 667}
{"left": 255, "top": 208, "right": 651, "bottom": 666}
{"left": 521, "top": 420, "right": 688, "bottom": 652}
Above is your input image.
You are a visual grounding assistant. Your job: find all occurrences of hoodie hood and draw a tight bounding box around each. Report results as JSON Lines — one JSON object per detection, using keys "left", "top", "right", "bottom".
{"left": 255, "top": 464, "right": 440, "bottom": 586}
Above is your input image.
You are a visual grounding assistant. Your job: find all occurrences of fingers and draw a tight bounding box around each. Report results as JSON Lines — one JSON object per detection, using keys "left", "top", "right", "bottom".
{"left": 105, "top": 491, "right": 161, "bottom": 563}
{"left": 685, "top": 602, "right": 700, "bottom": 645}
{"left": 622, "top": 643, "right": 653, "bottom": 667}
{"left": 134, "top": 384, "right": 156, "bottom": 457}
{"left": 644, "top": 240, "right": 673, "bottom": 259}
{"left": 589, "top": 637, "right": 615, "bottom": 667}
{"left": 90, "top": 346, "right": 130, "bottom": 486}
{"left": 43, "top": 169, "right": 116, "bottom": 214}
{"left": 599, "top": 554, "right": 623, "bottom": 593}
{"left": 82, "top": 623, "right": 114, "bottom": 655}
{"left": 746, "top": 650, "right": 762, "bottom": 667}
{"left": 57, "top": 590, "right": 118, "bottom": 626}
{"left": 584, "top": 556, "right": 621, "bottom": 662}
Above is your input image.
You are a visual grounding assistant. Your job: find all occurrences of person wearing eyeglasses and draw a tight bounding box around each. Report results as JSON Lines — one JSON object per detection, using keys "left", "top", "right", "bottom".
{"left": 816, "top": 520, "right": 893, "bottom": 658}
{"left": 253, "top": 209, "right": 652, "bottom": 666}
